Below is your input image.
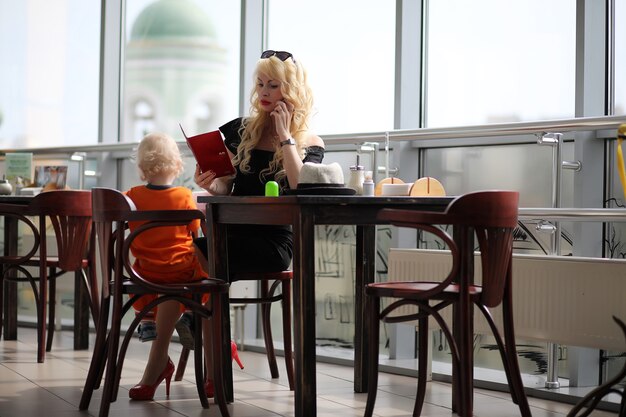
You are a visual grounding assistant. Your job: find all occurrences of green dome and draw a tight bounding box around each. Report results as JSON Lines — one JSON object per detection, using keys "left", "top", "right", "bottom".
{"left": 130, "top": 0, "right": 216, "bottom": 41}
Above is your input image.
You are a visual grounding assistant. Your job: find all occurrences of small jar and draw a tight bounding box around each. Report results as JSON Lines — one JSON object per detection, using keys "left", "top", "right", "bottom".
{"left": 0, "top": 176, "right": 12, "bottom": 195}
{"left": 349, "top": 164, "right": 364, "bottom": 195}
{"left": 265, "top": 181, "right": 279, "bottom": 197}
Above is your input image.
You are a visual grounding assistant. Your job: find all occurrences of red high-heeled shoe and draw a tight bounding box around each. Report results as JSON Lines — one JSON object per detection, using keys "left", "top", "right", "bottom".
{"left": 204, "top": 378, "right": 215, "bottom": 398}
{"left": 129, "top": 357, "right": 175, "bottom": 400}
{"left": 204, "top": 342, "right": 243, "bottom": 398}
{"left": 231, "top": 340, "right": 244, "bottom": 369}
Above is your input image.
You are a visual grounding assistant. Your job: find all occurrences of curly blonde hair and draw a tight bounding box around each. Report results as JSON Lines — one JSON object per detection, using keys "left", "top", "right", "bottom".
{"left": 232, "top": 54, "right": 314, "bottom": 182}
{"left": 135, "top": 132, "right": 184, "bottom": 182}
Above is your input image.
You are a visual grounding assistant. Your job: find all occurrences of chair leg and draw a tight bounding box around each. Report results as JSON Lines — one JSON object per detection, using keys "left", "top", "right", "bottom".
{"left": 36, "top": 265, "right": 48, "bottom": 363}
{"left": 0, "top": 276, "right": 4, "bottom": 340}
{"left": 86, "top": 251, "right": 100, "bottom": 324}
{"left": 211, "top": 295, "right": 231, "bottom": 416}
{"left": 364, "top": 295, "right": 380, "bottom": 417}
{"left": 477, "top": 303, "right": 518, "bottom": 399}
{"left": 567, "top": 317, "right": 626, "bottom": 417}
{"left": 0, "top": 274, "right": 6, "bottom": 337}
{"left": 193, "top": 311, "right": 209, "bottom": 409}
{"left": 501, "top": 291, "right": 531, "bottom": 417}
{"left": 261, "top": 281, "right": 279, "bottom": 379}
{"left": 79, "top": 299, "right": 109, "bottom": 410}
{"left": 414, "top": 311, "right": 428, "bottom": 416}
{"left": 281, "top": 280, "right": 295, "bottom": 390}
{"left": 46, "top": 275, "right": 56, "bottom": 352}
{"left": 98, "top": 295, "right": 123, "bottom": 417}
{"left": 82, "top": 266, "right": 100, "bottom": 333}
{"left": 176, "top": 346, "right": 190, "bottom": 381}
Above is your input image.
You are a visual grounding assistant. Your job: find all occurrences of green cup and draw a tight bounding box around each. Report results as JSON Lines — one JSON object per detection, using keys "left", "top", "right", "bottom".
{"left": 265, "top": 181, "right": 279, "bottom": 197}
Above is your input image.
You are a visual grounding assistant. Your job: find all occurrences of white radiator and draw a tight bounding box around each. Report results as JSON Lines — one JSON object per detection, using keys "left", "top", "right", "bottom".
{"left": 388, "top": 249, "right": 626, "bottom": 351}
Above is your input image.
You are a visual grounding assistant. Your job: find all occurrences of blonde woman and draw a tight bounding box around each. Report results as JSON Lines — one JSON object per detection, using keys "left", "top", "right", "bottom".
{"left": 194, "top": 50, "right": 325, "bottom": 272}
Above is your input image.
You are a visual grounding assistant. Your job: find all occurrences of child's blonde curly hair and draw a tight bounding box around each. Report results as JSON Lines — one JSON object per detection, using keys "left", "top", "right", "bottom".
{"left": 135, "top": 132, "right": 184, "bottom": 182}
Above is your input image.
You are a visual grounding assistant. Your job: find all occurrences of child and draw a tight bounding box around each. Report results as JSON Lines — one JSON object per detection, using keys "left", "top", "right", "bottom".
{"left": 124, "top": 132, "right": 208, "bottom": 400}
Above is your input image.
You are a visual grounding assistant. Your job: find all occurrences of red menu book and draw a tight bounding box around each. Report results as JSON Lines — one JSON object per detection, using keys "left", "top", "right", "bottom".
{"left": 180, "top": 124, "right": 235, "bottom": 178}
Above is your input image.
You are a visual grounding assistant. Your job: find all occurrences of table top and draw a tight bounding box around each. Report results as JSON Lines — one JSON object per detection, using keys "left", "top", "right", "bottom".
{"left": 0, "top": 195, "right": 34, "bottom": 204}
{"left": 198, "top": 194, "right": 454, "bottom": 205}
{"left": 198, "top": 194, "right": 454, "bottom": 225}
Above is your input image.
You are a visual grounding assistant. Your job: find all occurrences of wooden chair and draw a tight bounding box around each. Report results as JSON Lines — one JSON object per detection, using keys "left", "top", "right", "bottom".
{"left": 364, "top": 190, "right": 531, "bottom": 417}
{"left": 567, "top": 315, "right": 626, "bottom": 417}
{"left": 78, "top": 188, "right": 230, "bottom": 417}
{"left": 0, "top": 190, "right": 98, "bottom": 363}
{"left": 175, "top": 270, "right": 295, "bottom": 390}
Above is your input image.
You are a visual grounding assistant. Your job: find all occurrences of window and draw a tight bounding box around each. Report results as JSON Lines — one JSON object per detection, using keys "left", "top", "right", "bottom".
{"left": 122, "top": 0, "right": 241, "bottom": 142}
{"left": 616, "top": 0, "right": 626, "bottom": 115}
{"left": 267, "top": 0, "right": 395, "bottom": 135}
{"left": 0, "top": 1, "right": 100, "bottom": 147}
{"left": 425, "top": 0, "right": 575, "bottom": 127}
{"left": 132, "top": 99, "right": 155, "bottom": 140}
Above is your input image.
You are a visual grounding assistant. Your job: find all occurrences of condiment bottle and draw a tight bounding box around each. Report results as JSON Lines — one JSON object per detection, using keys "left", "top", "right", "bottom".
{"left": 362, "top": 171, "right": 374, "bottom": 196}
{"left": 348, "top": 155, "right": 364, "bottom": 195}
{"left": 14, "top": 176, "right": 23, "bottom": 195}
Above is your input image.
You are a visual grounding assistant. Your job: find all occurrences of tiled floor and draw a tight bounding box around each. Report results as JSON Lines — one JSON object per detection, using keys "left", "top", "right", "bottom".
{"left": 0, "top": 327, "right": 619, "bottom": 417}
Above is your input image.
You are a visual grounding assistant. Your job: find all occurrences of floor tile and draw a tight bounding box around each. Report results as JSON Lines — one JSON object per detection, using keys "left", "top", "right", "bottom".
{"left": 0, "top": 327, "right": 620, "bottom": 416}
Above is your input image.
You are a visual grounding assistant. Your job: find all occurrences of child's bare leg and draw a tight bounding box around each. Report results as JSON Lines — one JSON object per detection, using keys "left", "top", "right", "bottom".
{"left": 139, "top": 300, "right": 180, "bottom": 385}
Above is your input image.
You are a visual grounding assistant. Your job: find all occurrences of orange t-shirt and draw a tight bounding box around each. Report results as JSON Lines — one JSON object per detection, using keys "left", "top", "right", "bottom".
{"left": 124, "top": 185, "right": 206, "bottom": 283}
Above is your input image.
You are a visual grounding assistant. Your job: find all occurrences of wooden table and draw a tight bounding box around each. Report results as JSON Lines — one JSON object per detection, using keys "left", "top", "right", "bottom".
{"left": 0, "top": 195, "right": 90, "bottom": 348}
{"left": 0, "top": 196, "right": 31, "bottom": 340}
{"left": 199, "top": 195, "right": 453, "bottom": 417}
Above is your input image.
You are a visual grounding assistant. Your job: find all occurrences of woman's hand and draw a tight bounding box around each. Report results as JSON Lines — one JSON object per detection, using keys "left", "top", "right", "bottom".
{"left": 194, "top": 164, "right": 218, "bottom": 193}
{"left": 270, "top": 100, "right": 294, "bottom": 144}
{"left": 195, "top": 165, "right": 234, "bottom": 195}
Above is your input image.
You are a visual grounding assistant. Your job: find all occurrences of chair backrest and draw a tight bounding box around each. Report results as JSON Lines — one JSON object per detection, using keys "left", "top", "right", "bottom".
{"left": 379, "top": 190, "right": 519, "bottom": 307}
{"left": 91, "top": 187, "right": 208, "bottom": 294}
{"left": 91, "top": 188, "right": 134, "bottom": 299}
{"left": 445, "top": 190, "right": 519, "bottom": 229}
{"left": 28, "top": 190, "right": 93, "bottom": 271}
{"left": 91, "top": 187, "right": 137, "bottom": 223}
{"left": 446, "top": 190, "right": 519, "bottom": 307}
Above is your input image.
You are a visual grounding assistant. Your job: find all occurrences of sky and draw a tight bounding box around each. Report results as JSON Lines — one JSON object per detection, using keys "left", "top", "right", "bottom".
{"left": 0, "top": 0, "right": 624, "bottom": 148}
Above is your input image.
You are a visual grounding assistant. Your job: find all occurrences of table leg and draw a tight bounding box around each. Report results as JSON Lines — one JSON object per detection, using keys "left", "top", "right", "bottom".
{"left": 354, "top": 225, "right": 376, "bottom": 393}
{"left": 73, "top": 270, "right": 90, "bottom": 350}
{"left": 3, "top": 216, "right": 18, "bottom": 340}
{"left": 210, "top": 218, "right": 233, "bottom": 403}
{"left": 293, "top": 207, "right": 317, "bottom": 417}
{"left": 452, "top": 228, "right": 475, "bottom": 415}
{"left": 220, "top": 291, "right": 233, "bottom": 402}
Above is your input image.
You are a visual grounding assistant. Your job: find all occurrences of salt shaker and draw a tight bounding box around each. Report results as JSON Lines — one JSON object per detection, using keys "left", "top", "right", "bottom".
{"left": 362, "top": 171, "right": 375, "bottom": 196}
{"left": 14, "top": 176, "right": 23, "bottom": 195}
{"left": 348, "top": 155, "right": 365, "bottom": 195}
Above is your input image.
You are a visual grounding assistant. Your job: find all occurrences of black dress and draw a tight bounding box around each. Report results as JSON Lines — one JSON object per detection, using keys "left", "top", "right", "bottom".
{"left": 198, "top": 117, "right": 324, "bottom": 274}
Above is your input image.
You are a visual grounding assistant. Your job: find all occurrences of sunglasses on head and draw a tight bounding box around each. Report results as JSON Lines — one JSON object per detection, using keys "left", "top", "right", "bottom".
{"left": 261, "top": 50, "right": 295, "bottom": 63}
